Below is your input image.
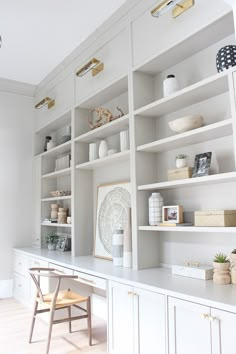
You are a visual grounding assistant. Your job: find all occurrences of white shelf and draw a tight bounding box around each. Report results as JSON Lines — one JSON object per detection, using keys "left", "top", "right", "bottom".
{"left": 75, "top": 114, "right": 129, "bottom": 143}
{"left": 41, "top": 223, "right": 72, "bottom": 228}
{"left": 137, "top": 119, "right": 232, "bottom": 153}
{"left": 75, "top": 74, "right": 128, "bottom": 109}
{"left": 34, "top": 109, "right": 71, "bottom": 135}
{"left": 139, "top": 226, "right": 236, "bottom": 233}
{"left": 42, "top": 168, "right": 71, "bottom": 179}
{"left": 41, "top": 196, "right": 72, "bottom": 202}
{"left": 134, "top": 71, "right": 229, "bottom": 117}
{"left": 76, "top": 150, "right": 130, "bottom": 170}
{"left": 138, "top": 172, "right": 236, "bottom": 191}
{"left": 133, "top": 12, "right": 233, "bottom": 73}
{"left": 35, "top": 140, "right": 71, "bottom": 159}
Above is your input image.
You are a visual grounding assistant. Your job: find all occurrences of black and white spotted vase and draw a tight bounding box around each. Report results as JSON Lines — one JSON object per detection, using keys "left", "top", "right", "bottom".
{"left": 216, "top": 45, "right": 236, "bottom": 72}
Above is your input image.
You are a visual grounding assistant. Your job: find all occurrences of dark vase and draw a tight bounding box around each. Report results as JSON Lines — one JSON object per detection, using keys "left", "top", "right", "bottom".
{"left": 216, "top": 45, "right": 236, "bottom": 73}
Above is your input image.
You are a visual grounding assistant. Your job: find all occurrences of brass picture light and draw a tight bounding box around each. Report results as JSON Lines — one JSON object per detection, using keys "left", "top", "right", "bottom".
{"left": 35, "top": 97, "right": 55, "bottom": 110}
{"left": 76, "top": 58, "right": 104, "bottom": 77}
{"left": 151, "top": 0, "right": 194, "bottom": 18}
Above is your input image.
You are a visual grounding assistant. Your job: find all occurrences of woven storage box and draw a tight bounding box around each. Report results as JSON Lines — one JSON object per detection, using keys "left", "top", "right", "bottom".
{"left": 168, "top": 167, "right": 193, "bottom": 181}
{"left": 172, "top": 263, "right": 213, "bottom": 280}
{"left": 195, "top": 210, "right": 236, "bottom": 227}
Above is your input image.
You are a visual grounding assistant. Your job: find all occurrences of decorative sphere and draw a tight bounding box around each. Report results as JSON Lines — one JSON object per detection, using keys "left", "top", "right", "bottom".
{"left": 216, "top": 45, "right": 236, "bottom": 73}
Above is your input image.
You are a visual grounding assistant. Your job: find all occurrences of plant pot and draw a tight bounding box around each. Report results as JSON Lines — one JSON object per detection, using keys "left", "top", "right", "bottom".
{"left": 176, "top": 158, "right": 187, "bottom": 169}
{"left": 48, "top": 243, "right": 56, "bottom": 251}
{"left": 230, "top": 253, "right": 236, "bottom": 284}
{"left": 213, "top": 261, "right": 231, "bottom": 285}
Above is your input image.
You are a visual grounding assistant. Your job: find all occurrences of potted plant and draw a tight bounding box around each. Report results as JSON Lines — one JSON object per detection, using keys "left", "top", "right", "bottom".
{"left": 46, "top": 232, "right": 59, "bottom": 251}
{"left": 175, "top": 154, "right": 188, "bottom": 169}
{"left": 230, "top": 249, "right": 236, "bottom": 284}
{"left": 213, "top": 253, "right": 231, "bottom": 285}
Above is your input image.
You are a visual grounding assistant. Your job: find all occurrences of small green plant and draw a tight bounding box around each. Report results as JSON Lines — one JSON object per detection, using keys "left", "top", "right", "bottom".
{"left": 176, "top": 154, "right": 188, "bottom": 159}
{"left": 232, "top": 249, "right": 236, "bottom": 254}
{"left": 213, "top": 253, "right": 229, "bottom": 263}
{"left": 46, "top": 232, "right": 59, "bottom": 244}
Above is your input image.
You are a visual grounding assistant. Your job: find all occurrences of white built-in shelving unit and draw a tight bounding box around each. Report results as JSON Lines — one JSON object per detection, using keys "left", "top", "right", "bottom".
{"left": 33, "top": 5, "right": 236, "bottom": 269}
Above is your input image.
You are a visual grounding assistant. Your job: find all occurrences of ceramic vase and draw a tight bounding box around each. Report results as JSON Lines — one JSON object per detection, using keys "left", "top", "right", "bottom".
{"left": 149, "top": 193, "right": 164, "bottom": 226}
{"left": 58, "top": 208, "right": 68, "bottom": 224}
{"left": 213, "top": 262, "right": 231, "bottom": 285}
{"left": 48, "top": 243, "right": 56, "bottom": 251}
{"left": 230, "top": 253, "right": 236, "bottom": 284}
{"left": 89, "top": 143, "right": 97, "bottom": 161}
{"left": 176, "top": 158, "right": 187, "bottom": 169}
{"left": 123, "top": 208, "right": 132, "bottom": 268}
{"left": 99, "top": 140, "right": 108, "bottom": 158}
{"left": 216, "top": 45, "right": 236, "bottom": 73}
{"left": 51, "top": 204, "right": 58, "bottom": 220}
{"left": 47, "top": 140, "right": 56, "bottom": 150}
{"left": 120, "top": 130, "right": 129, "bottom": 152}
{"left": 163, "top": 74, "right": 179, "bottom": 97}
{"left": 112, "top": 228, "right": 124, "bottom": 267}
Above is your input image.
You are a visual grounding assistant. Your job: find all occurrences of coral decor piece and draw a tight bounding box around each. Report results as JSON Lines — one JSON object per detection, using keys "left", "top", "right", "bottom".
{"left": 88, "top": 106, "right": 124, "bottom": 130}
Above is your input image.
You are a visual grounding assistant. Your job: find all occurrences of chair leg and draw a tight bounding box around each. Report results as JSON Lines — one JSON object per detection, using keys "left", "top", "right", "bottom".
{"left": 46, "top": 307, "right": 55, "bottom": 354}
{"left": 68, "top": 306, "right": 72, "bottom": 333}
{"left": 29, "top": 300, "right": 38, "bottom": 343}
{"left": 87, "top": 297, "right": 92, "bottom": 346}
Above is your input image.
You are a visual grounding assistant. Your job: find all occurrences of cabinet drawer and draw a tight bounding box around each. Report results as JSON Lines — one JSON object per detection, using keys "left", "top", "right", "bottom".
{"left": 30, "top": 258, "right": 49, "bottom": 301}
{"left": 73, "top": 270, "right": 107, "bottom": 290}
{"left": 14, "top": 253, "right": 29, "bottom": 276}
{"left": 14, "top": 273, "right": 29, "bottom": 301}
{"left": 49, "top": 263, "right": 73, "bottom": 275}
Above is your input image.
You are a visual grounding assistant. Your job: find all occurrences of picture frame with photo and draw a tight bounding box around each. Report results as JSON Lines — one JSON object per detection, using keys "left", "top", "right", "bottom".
{"left": 192, "top": 152, "right": 212, "bottom": 178}
{"left": 163, "top": 205, "right": 183, "bottom": 224}
{"left": 56, "top": 235, "right": 71, "bottom": 252}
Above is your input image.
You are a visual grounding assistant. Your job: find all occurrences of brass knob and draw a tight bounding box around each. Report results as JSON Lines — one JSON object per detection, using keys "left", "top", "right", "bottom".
{"left": 201, "top": 313, "right": 209, "bottom": 320}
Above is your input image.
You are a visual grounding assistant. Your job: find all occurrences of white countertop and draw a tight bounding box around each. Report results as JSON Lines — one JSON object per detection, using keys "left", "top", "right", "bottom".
{"left": 15, "top": 247, "right": 236, "bottom": 313}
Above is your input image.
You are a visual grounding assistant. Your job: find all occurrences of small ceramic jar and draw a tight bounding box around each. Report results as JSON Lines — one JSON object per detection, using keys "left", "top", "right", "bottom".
{"left": 51, "top": 204, "right": 59, "bottom": 220}
{"left": 176, "top": 157, "right": 187, "bottom": 169}
{"left": 163, "top": 74, "right": 179, "bottom": 97}
{"left": 47, "top": 140, "right": 56, "bottom": 150}
{"left": 58, "top": 208, "right": 68, "bottom": 224}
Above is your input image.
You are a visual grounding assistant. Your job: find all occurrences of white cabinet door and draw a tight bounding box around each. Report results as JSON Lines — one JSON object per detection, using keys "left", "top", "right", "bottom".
{"left": 108, "top": 281, "right": 134, "bottom": 354}
{"left": 168, "top": 297, "right": 212, "bottom": 354}
{"left": 211, "top": 308, "right": 236, "bottom": 354}
{"left": 32, "top": 156, "right": 41, "bottom": 246}
{"left": 134, "top": 288, "right": 166, "bottom": 354}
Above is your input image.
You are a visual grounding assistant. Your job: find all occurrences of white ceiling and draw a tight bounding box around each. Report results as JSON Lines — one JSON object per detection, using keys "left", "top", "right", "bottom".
{"left": 0, "top": 0, "right": 127, "bottom": 85}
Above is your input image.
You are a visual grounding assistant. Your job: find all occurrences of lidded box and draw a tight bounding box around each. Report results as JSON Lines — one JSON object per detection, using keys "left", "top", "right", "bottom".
{"left": 168, "top": 167, "right": 193, "bottom": 181}
{"left": 195, "top": 210, "right": 236, "bottom": 227}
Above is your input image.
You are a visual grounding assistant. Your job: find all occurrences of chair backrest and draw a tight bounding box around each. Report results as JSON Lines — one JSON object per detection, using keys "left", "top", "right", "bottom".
{"left": 29, "top": 268, "right": 78, "bottom": 305}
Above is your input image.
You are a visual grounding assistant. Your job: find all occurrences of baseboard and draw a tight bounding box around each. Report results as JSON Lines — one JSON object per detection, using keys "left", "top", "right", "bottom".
{"left": 0, "top": 279, "right": 13, "bottom": 298}
{"left": 91, "top": 293, "right": 107, "bottom": 321}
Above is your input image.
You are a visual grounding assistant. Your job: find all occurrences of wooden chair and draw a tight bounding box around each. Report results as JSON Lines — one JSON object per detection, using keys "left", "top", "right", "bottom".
{"left": 29, "top": 267, "right": 92, "bottom": 354}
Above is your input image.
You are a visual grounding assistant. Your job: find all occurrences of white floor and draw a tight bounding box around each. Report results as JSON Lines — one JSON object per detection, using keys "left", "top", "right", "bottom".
{"left": 0, "top": 298, "right": 107, "bottom": 354}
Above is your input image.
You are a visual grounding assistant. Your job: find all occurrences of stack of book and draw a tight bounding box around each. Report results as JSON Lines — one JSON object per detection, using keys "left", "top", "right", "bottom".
{"left": 55, "top": 154, "right": 71, "bottom": 171}
{"left": 159, "top": 223, "right": 193, "bottom": 227}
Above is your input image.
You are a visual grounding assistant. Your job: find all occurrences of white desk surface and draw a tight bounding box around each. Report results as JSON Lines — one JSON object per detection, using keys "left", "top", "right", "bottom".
{"left": 15, "top": 247, "right": 236, "bottom": 313}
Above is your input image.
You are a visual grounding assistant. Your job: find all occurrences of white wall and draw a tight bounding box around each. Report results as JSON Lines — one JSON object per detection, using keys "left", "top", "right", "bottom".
{"left": 0, "top": 85, "right": 34, "bottom": 297}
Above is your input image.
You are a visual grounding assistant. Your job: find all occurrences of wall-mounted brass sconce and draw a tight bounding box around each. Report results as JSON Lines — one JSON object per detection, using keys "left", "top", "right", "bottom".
{"left": 76, "top": 58, "right": 104, "bottom": 77}
{"left": 35, "top": 97, "right": 55, "bottom": 110}
{"left": 151, "top": 0, "right": 194, "bottom": 18}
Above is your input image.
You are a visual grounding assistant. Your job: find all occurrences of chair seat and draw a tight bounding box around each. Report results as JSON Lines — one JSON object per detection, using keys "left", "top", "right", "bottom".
{"left": 37, "top": 289, "right": 88, "bottom": 309}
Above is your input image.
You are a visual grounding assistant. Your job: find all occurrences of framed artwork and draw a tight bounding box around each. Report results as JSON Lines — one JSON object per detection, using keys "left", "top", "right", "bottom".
{"left": 56, "top": 235, "right": 71, "bottom": 252}
{"left": 163, "top": 205, "right": 183, "bottom": 224}
{"left": 94, "top": 181, "right": 131, "bottom": 260}
{"left": 192, "top": 152, "right": 212, "bottom": 178}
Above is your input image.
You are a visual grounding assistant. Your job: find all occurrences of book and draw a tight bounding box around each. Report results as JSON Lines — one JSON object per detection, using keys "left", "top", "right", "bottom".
{"left": 159, "top": 223, "right": 193, "bottom": 227}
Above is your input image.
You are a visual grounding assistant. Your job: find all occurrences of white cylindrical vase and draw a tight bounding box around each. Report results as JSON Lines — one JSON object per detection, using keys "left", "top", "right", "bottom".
{"left": 112, "top": 228, "right": 124, "bottom": 267}
{"left": 163, "top": 75, "right": 179, "bottom": 97}
{"left": 120, "top": 130, "right": 129, "bottom": 152}
{"left": 89, "top": 143, "right": 97, "bottom": 161}
{"left": 149, "top": 193, "right": 164, "bottom": 226}
{"left": 123, "top": 208, "right": 132, "bottom": 268}
{"left": 98, "top": 140, "right": 108, "bottom": 158}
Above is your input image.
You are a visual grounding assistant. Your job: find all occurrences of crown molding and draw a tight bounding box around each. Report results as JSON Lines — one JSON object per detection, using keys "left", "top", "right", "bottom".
{"left": 0, "top": 77, "right": 36, "bottom": 97}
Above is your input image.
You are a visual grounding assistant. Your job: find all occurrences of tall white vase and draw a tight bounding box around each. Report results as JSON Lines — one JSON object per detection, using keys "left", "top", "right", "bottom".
{"left": 98, "top": 140, "right": 108, "bottom": 158}
{"left": 123, "top": 208, "right": 132, "bottom": 268}
{"left": 120, "top": 130, "right": 129, "bottom": 152}
{"left": 89, "top": 143, "right": 97, "bottom": 161}
{"left": 149, "top": 193, "right": 164, "bottom": 226}
{"left": 112, "top": 228, "right": 124, "bottom": 267}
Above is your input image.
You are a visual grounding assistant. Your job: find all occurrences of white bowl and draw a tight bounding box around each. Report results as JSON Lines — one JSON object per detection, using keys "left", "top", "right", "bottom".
{"left": 168, "top": 115, "right": 204, "bottom": 133}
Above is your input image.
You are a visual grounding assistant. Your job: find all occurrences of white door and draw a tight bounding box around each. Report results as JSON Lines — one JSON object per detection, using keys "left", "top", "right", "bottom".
{"left": 211, "top": 308, "right": 236, "bottom": 354}
{"left": 108, "top": 281, "right": 134, "bottom": 354}
{"left": 168, "top": 297, "right": 212, "bottom": 354}
{"left": 134, "top": 288, "right": 166, "bottom": 354}
{"left": 32, "top": 156, "right": 41, "bottom": 246}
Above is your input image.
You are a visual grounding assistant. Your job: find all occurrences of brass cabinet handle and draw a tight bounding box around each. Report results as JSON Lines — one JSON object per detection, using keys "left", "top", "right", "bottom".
{"left": 209, "top": 316, "right": 218, "bottom": 322}
{"left": 201, "top": 313, "right": 209, "bottom": 320}
{"left": 128, "top": 291, "right": 133, "bottom": 296}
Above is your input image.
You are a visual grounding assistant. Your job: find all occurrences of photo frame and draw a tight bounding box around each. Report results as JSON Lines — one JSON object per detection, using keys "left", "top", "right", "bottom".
{"left": 56, "top": 235, "right": 71, "bottom": 252}
{"left": 163, "top": 205, "right": 183, "bottom": 224}
{"left": 192, "top": 152, "right": 212, "bottom": 178}
{"left": 94, "top": 181, "right": 131, "bottom": 260}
